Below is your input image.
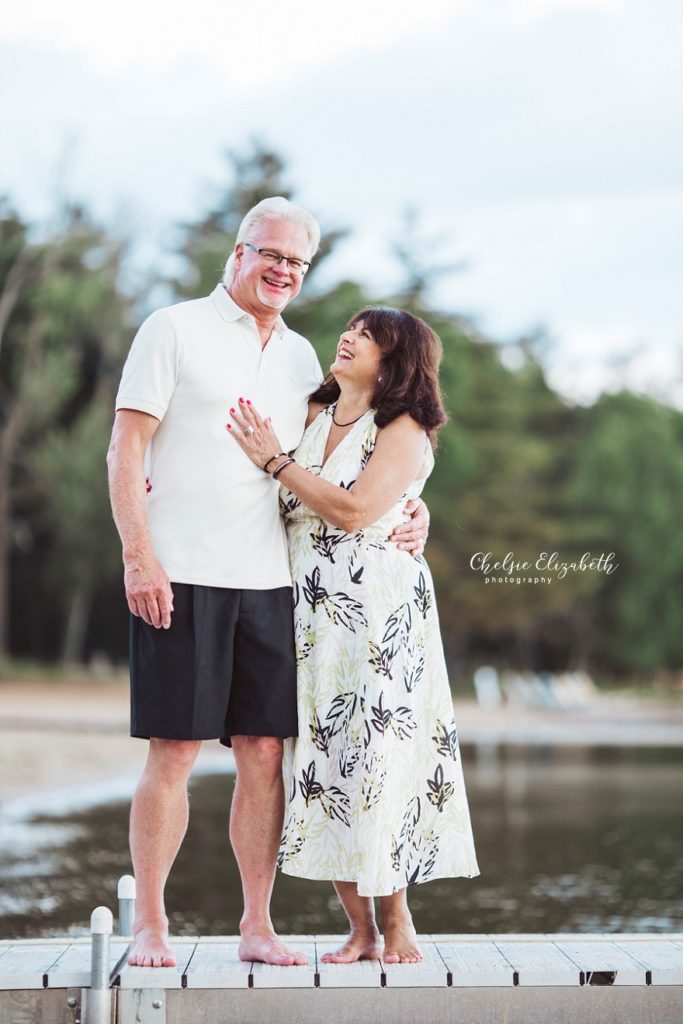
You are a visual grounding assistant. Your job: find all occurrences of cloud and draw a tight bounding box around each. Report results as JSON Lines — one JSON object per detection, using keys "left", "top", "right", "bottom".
{"left": 1, "top": 0, "right": 681, "bottom": 404}
{"left": 0, "top": 0, "right": 461, "bottom": 76}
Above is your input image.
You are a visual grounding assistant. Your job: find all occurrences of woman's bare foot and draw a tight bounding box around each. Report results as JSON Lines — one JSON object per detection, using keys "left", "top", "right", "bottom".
{"left": 127, "top": 923, "right": 176, "bottom": 968}
{"left": 321, "top": 926, "right": 383, "bottom": 964}
{"left": 238, "top": 927, "right": 307, "bottom": 966}
{"left": 382, "top": 915, "right": 423, "bottom": 964}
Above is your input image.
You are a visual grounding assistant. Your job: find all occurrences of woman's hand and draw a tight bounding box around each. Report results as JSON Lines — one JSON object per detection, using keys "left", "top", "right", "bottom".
{"left": 227, "top": 398, "right": 285, "bottom": 471}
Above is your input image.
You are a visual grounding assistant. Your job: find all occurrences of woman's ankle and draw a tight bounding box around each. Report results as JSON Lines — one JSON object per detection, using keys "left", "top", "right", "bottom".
{"left": 379, "top": 899, "right": 414, "bottom": 929}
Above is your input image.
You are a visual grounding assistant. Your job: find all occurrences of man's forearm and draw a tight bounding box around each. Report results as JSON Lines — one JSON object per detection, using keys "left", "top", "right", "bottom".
{"left": 107, "top": 445, "right": 154, "bottom": 565}
{"left": 107, "top": 412, "right": 172, "bottom": 628}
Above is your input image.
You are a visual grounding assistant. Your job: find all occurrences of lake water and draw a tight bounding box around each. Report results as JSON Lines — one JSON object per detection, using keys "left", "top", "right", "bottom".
{"left": 1, "top": 744, "right": 681, "bottom": 938}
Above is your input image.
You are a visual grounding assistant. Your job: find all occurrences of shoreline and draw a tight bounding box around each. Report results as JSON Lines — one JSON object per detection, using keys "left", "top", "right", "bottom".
{"left": 1, "top": 676, "right": 682, "bottom": 810}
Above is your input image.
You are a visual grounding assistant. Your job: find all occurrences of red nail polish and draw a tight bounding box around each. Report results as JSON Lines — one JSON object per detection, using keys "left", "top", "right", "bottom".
{"left": 246, "top": 399, "right": 251, "bottom": 405}
{"left": 226, "top": 423, "right": 232, "bottom": 430}
{"left": 230, "top": 407, "right": 235, "bottom": 414}
{"left": 239, "top": 396, "right": 244, "bottom": 402}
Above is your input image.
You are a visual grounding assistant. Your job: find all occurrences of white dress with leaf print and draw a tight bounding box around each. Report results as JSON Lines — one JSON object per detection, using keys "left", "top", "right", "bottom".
{"left": 278, "top": 404, "right": 480, "bottom": 897}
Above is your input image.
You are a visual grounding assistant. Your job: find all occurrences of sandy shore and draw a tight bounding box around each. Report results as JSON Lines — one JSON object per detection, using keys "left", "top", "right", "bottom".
{"left": 0, "top": 675, "right": 230, "bottom": 807}
{"left": 1, "top": 674, "right": 682, "bottom": 807}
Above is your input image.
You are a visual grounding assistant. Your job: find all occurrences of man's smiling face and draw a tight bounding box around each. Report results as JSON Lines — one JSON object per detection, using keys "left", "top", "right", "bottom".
{"left": 230, "top": 217, "right": 310, "bottom": 317}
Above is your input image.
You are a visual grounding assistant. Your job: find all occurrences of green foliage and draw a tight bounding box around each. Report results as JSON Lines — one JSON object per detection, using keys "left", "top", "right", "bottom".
{"left": 0, "top": 200, "right": 132, "bottom": 660}
{"left": 565, "top": 391, "right": 683, "bottom": 672}
{"left": 28, "top": 400, "right": 121, "bottom": 585}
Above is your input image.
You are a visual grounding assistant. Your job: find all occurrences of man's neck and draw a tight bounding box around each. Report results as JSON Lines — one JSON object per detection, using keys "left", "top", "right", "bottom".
{"left": 225, "top": 285, "right": 281, "bottom": 349}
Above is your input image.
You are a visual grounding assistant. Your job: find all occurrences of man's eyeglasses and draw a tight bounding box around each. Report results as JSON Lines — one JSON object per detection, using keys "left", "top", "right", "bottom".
{"left": 242, "top": 242, "right": 311, "bottom": 276}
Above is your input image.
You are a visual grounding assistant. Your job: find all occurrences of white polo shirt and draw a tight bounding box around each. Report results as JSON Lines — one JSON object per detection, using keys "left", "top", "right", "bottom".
{"left": 115, "top": 283, "right": 323, "bottom": 589}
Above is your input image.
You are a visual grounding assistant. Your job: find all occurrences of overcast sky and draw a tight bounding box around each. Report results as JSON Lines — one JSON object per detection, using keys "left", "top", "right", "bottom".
{"left": 2, "top": 0, "right": 682, "bottom": 405}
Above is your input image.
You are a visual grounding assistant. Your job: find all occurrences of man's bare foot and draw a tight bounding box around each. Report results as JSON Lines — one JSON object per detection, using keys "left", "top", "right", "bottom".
{"left": 238, "top": 928, "right": 307, "bottom": 966}
{"left": 382, "top": 916, "right": 423, "bottom": 964}
{"left": 127, "top": 924, "right": 176, "bottom": 968}
{"left": 321, "top": 927, "right": 383, "bottom": 964}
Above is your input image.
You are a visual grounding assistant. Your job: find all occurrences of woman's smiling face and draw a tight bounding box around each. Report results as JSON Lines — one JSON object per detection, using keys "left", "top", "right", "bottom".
{"left": 330, "top": 320, "right": 383, "bottom": 389}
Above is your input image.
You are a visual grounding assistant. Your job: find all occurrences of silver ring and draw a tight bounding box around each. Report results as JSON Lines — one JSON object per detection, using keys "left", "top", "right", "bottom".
{"left": 243, "top": 426, "right": 254, "bottom": 436}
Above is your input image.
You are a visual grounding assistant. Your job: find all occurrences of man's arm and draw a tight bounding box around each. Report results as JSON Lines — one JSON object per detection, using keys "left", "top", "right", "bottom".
{"left": 106, "top": 409, "right": 174, "bottom": 629}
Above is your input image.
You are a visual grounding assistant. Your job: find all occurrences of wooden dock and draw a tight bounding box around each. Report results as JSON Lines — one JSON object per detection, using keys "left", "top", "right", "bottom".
{"left": 1, "top": 932, "right": 682, "bottom": 1023}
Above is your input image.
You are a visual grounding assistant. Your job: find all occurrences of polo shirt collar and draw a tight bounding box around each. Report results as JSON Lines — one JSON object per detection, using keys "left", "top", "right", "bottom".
{"left": 211, "top": 283, "right": 287, "bottom": 338}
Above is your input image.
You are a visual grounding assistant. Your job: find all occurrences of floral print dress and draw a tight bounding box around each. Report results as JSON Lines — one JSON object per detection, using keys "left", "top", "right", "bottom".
{"left": 278, "top": 405, "right": 480, "bottom": 897}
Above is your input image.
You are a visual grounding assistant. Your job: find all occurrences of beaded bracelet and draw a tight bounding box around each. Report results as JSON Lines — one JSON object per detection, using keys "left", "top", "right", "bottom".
{"left": 272, "top": 457, "right": 295, "bottom": 480}
{"left": 263, "top": 452, "right": 288, "bottom": 473}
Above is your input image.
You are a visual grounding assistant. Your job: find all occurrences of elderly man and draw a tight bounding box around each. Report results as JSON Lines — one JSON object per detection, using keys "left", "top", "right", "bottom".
{"left": 107, "top": 197, "right": 428, "bottom": 968}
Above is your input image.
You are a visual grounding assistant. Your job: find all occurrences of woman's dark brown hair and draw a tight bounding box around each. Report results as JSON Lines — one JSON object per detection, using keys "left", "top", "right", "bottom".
{"left": 310, "top": 307, "right": 447, "bottom": 445}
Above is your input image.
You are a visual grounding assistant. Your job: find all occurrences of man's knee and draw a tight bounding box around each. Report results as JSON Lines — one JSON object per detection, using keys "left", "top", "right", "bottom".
{"left": 147, "top": 738, "right": 201, "bottom": 782}
{"left": 232, "top": 735, "right": 284, "bottom": 781}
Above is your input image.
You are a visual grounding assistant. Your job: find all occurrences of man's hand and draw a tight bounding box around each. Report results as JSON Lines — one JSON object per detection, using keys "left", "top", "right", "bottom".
{"left": 389, "top": 497, "right": 430, "bottom": 556}
{"left": 124, "top": 553, "right": 174, "bottom": 629}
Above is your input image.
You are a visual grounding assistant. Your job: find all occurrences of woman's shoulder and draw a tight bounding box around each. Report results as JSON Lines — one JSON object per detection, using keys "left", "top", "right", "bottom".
{"left": 375, "top": 411, "right": 427, "bottom": 444}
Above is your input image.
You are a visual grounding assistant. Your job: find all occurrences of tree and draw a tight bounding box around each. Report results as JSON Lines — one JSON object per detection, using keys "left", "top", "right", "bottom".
{"left": 565, "top": 391, "right": 683, "bottom": 674}
{"left": 0, "top": 199, "right": 131, "bottom": 660}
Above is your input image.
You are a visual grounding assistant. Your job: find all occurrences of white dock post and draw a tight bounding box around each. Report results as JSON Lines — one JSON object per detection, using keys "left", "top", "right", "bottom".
{"left": 118, "top": 875, "right": 136, "bottom": 936}
{"left": 86, "top": 906, "right": 113, "bottom": 1024}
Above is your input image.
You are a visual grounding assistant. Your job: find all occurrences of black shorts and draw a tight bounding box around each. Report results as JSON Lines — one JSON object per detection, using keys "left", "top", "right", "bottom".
{"left": 129, "top": 583, "right": 297, "bottom": 747}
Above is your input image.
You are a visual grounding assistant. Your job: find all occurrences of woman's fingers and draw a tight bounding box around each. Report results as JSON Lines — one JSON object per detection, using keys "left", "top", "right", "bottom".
{"left": 228, "top": 406, "right": 252, "bottom": 440}
{"left": 226, "top": 401, "right": 270, "bottom": 468}
{"left": 238, "top": 398, "right": 266, "bottom": 431}
{"left": 230, "top": 400, "right": 261, "bottom": 430}
{"left": 228, "top": 400, "right": 273, "bottom": 442}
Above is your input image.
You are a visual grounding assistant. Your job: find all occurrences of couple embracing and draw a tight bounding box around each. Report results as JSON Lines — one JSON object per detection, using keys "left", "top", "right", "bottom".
{"left": 107, "top": 197, "right": 479, "bottom": 970}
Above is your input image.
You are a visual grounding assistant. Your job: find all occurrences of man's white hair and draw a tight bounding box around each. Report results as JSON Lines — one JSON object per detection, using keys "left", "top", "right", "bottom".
{"left": 222, "top": 196, "right": 321, "bottom": 285}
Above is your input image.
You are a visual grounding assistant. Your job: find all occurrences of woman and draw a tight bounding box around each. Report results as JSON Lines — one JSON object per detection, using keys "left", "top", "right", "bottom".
{"left": 228, "top": 307, "right": 479, "bottom": 964}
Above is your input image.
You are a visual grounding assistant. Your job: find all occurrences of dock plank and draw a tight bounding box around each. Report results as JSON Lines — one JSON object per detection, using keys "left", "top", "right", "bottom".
{"left": 613, "top": 940, "right": 683, "bottom": 985}
{"left": 436, "top": 939, "right": 516, "bottom": 986}
{"left": 1, "top": 931, "right": 682, "bottom": 1010}
{"left": 548, "top": 933, "right": 683, "bottom": 942}
{"left": 552, "top": 940, "right": 647, "bottom": 985}
{"left": 46, "top": 940, "right": 129, "bottom": 988}
{"left": 382, "top": 941, "right": 448, "bottom": 987}
{"left": 251, "top": 942, "right": 317, "bottom": 988}
{"left": 118, "top": 940, "right": 196, "bottom": 989}
{"left": 316, "top": 939, "right": 382, "bottom": 988}
{"left": 183, "top": 941, "right": 250, "bottom": 989}
{"left": 492, "top": 939, "right": 579, "bottom": 985}
{"left": 0, "top": 943, "right": 69, "bottom": 990}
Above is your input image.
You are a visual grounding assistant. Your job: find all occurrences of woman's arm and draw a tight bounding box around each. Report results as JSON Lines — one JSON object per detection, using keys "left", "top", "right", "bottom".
{"left": 229, "top": 403, "right": 427, "bottom": 533}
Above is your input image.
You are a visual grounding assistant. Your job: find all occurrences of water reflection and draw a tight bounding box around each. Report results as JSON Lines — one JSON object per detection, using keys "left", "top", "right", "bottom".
{"left": 1, "top": 744, "right": 681, "bottom": 938}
